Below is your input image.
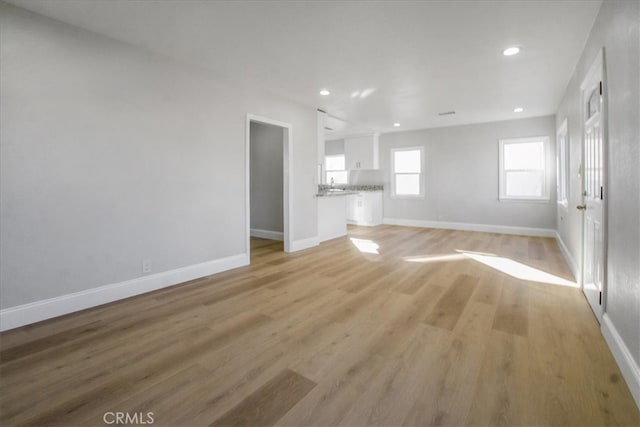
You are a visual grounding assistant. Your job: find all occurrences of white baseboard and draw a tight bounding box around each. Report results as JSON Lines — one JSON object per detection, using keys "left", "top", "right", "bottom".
{"left": 602, "top": 313, "right": 640, "bottom": 409}
{"left": 555, "top": 231, "right": 579, "bottom": 280}
{"left": 0, "top": 253, "right": 249, "bottom": 332}
{"left": 347, "top": 220, "right": 382, "bottom": 227}
{"left": 319, "top": 231, "right": 347, "bottom": 243}
{"left": 250, "top": 228, "right": 284, "bottom": 241}
{"left": 382, "top": 218, "right": 556, "bottom": 237}
{"left": 290, "top": 236, "right": 319, "bottom": 252}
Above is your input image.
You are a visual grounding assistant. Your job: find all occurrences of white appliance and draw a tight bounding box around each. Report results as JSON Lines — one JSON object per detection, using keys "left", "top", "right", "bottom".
{"left": 348, "top": 169, "right": 383, "bottom": 185}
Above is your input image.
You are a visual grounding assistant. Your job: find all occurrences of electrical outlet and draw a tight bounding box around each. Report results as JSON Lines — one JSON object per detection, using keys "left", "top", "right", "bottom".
{"left": 142, "top": 259, "right": 152, "bottom": 274}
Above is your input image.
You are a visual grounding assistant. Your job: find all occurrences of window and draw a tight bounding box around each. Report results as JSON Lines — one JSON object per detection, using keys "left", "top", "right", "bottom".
{"left": 391, "top": 147, "right": 423, "bottom": 197}
{"left": 556, "top": 120, "right": 569, "bottom": 207}
{"left": 325, "top": 154, "right": 347, "bottom": 184}
{"left": 499, "top": 136, "right": 549, "bottom": 201}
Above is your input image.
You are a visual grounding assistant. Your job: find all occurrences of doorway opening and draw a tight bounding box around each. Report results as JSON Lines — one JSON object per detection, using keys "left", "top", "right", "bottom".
{"left": 245, "top": 114, "right": 292, "bottom": 258}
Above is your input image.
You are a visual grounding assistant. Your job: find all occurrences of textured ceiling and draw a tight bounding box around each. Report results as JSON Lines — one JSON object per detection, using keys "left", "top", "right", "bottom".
{"left": 8, "top": 0, "right": 602, "bottom": 137}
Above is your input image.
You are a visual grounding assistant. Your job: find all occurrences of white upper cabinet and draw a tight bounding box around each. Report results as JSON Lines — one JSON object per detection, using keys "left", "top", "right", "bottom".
{"left": 344, "top": 134, "right": 379, "bottom": 170}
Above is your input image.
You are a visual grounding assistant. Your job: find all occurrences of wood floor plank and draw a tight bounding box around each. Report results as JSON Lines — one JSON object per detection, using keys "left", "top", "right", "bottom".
{"left": 453, "top": 301, "right": 498, "bottom": 344}
{"left": 0, "top": 320, "right": 103, "bottom": 363}
{"left": 466, "top": 330, "right": 530, "bottom": 426}
{"left": 492, "top": 278, "right": 529, "bottom": 337}
{"left": 402, "top": 326, "right": 485, "bottom": 426}
{"left": 423, "top": 273, "right": 479, "bottom": 330}
{"left": 528, "top": 239, "right": 544, "bottom": 260}
{"left": 395, "top": 262, "right": 444, "bottom": 295}
{"left": 165, "top": 334, "right": 293, "bottom": 426}
{"left": 337, "top": 324, "right": 437, "bottom": 427}
{"left": 80, "top": 364, "right": 211, "bottom": 426}
{"left": 210, "top": 369, "right": 316, "bottom": 427}
{"left": 1, "top": 227, "right": 637, "bottom": 426}
{"left": 3, "top": 313, "right": 273, "bottom": 426}
{"left": 471, "top": 270, "right": 503, "bottom": 305}
{"left": 275, "top": 352, "right": 387, "bottom": 426}
{"left": 526, "top": 285, "right": 640, "bottom": 426}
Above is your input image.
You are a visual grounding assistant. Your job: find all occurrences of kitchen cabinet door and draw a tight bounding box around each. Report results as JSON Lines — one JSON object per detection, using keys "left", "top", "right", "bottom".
{"left": 344, "top": 135, "right": 379, "bottom": 170}
{"left": 344, "top": 138, "right": 362, "bottom": 170}
{"left": 346, "top": 192, "right": 382, "bottom": 226}
{"left": 364, "top": 192, "right": 383, "bottom": 225}
{"left": 353, "top": 194, "right": 365, "bottom": 223}
{"left": 346, "top": 195, "right": 357, "bottom": 222}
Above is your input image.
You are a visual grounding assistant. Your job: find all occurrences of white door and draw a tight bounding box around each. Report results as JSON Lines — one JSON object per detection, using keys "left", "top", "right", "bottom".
{"left": 579, "top": 51, "right": 606, "bottom": 324}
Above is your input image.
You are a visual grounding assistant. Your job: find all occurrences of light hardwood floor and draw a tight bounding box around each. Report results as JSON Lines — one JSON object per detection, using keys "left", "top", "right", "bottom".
{"left": 1, "top": 225, "right": 638, "bottom": 426}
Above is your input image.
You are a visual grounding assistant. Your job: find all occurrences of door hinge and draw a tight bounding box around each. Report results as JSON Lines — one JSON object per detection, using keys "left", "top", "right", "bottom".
{"left": 600, "top": 186, "right": 603, "bottom": 200}
{"left": 599, "top": 292, "right": 602, "bottom": 305}
{"left": 599, "top": 81, "right": 603, "bottom": 95}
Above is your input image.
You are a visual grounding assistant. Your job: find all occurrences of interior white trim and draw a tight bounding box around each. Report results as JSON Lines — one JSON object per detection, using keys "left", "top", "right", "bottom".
{"left": 0, "top": 253, "right": 249, "bottom": 332}
{"left": 556, "top": 118, "right": 569, "bottom": 206}
{"left": 290, "top": 236, "right": 320, "bottom": 252}
{"left": 250, "top": 228, "right": 284, "bottom": 241}
{"left": 390, "top": 146, "right": 425, "bottom": 199}
{"left": 246, "top": 113, "right": 293, "bottom": 254}
{"left": 498, "top": 135, "right": 552, "bottom": 202}
{"left": 555, "top": 231, "right": 579, "bottom": 280}
{"left": 383, "top": 218, "right": 555, "bottom": 237}
{"left": 602, "top": 313, "right": 640, "bottom": 409}
{"left": 347, "top": 219, "right": 379, "bottom": 227}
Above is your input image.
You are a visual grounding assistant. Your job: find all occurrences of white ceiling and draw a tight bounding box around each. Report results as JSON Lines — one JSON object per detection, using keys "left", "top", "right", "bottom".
{"left": 8, "top": 0, "right": 602, "bottom": 138}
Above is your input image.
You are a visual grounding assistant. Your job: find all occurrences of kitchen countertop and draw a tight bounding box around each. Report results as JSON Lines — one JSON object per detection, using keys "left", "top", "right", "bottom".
{"left": 317, "top": 184, "right": 383, "bottom": 193}
{"left": 316, "top": 190, "right": 360, "bottom": 197}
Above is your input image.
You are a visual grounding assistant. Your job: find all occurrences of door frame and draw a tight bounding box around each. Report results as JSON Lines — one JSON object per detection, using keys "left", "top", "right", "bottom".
{"left": 245, "top": 114, "right": 293, "bottom": 255}
{"left": 579, "top": 48, "right": 608, "bottom": 319}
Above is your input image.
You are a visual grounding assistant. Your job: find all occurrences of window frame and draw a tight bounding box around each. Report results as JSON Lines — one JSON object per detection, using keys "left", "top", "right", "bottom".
{"left": 325, "top": 154, "right": 348, "bottom": 184}
{"left": 556, "top": 119, "right": 569, "bottom": 209}
{"left": 498, "top": 136, "right": 550, "bottom": 202}
{"left": 390, "top": 146, "right": 425, "bottom": 199}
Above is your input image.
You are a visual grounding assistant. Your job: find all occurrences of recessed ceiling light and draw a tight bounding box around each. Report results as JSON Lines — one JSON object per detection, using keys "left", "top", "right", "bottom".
{"left": 514, "top": 107, "right": 524, "bottom": 113}
{"left": 503, "top": 47, "right": 520, "bottom": 56}
{"left": 319, "top": 89, "right": 330, "bottom": 96}
{"left": 393, "top": 123, "right": 400, "bottom": 127}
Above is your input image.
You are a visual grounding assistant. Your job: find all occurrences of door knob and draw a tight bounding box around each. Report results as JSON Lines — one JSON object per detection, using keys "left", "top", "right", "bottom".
{"left": 576, "top": 205, "right": 587, "bottom": 210}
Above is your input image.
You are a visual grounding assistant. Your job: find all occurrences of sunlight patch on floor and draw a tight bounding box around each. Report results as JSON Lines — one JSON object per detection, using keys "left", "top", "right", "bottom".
{"left": 350, "top": 238, "right": 380, "bottom": 254}
{"left": 403, "top": 253, "right": 467, "bottom": 263}
{"left": 403, "top": 249, "right": 577, "bottom": 287}
{"left": 462, "top": 252, "right": 578, "bottom": 287}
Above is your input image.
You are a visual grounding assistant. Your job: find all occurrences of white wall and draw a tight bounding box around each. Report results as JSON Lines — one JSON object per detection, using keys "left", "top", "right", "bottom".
{"left": 0, "top": 3, "right": 318, "bottom": 312}
{"left": 555, "top": 0, "right": 639, "bottom": 396}
{"left": 380, "top": 116, "right": 557, "bottom": 231}
{"left": 250, "top": 122, "right": 284, "bottom": 234}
